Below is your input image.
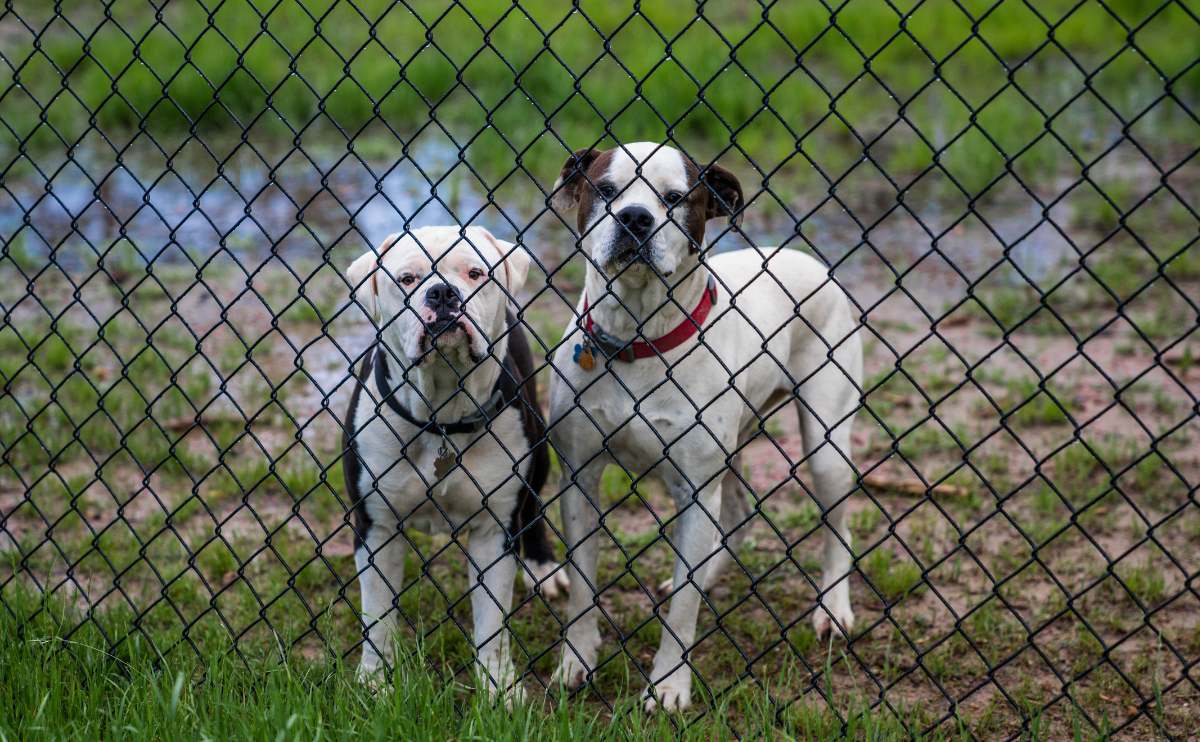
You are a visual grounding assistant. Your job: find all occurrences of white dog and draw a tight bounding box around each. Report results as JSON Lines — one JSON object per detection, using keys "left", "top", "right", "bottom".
{"left": 342, "top": 225, "right": 568, "bottom": 700}
{"left": 546, "top": 143, "right": 863, "bottom": 712}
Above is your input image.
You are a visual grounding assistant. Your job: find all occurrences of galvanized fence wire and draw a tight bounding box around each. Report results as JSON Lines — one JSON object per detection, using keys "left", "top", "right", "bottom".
{"left": 1, "top": 0, "right": 1198, "bottom": 738}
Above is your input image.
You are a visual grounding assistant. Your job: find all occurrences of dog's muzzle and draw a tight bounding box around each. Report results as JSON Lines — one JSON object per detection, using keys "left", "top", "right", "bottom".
{"left": 616, "top": 205, "right": 654, "bottom": 240}
{"left": 606, "top": 205, "right": 659, "bottom": 269}
{"left": 425, "top": 282, "right": 462, "bottom": 314}
{"left": 420, "top": 316, "right": 481, "bottom": 363}
{"left": 609, "top": 238, "right": 651, "bottom": 267}
{"left": 423, "top": 282, "right": 468, "bottom": 336}
{"left": 426, "top": 316, "right": 465, "bottom": 336}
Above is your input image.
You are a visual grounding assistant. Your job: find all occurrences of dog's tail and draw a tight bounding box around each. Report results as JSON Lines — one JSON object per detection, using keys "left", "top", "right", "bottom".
{"left": 505, "top": 314, "right": 569, "bottom": 598}
{"left": 514, "top": 425, "right": 558, "bottom": 563}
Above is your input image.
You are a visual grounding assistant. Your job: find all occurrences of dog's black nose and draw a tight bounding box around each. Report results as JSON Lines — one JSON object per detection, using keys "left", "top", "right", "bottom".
{"left": 424, "top": 282, "right": 462, "bottom": 315}
{"left": 616, "top": 205, "right": 655, "bottom": 240}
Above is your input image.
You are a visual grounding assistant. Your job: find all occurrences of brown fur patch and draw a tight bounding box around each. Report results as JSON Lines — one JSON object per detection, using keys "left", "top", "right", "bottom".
{"left": 574, "top": 148, "right": 615, "bottom": 233}
{"left": 681, "top": 157, "right": 708, "bottom": 252}
{"left": 700, "top": 162, "right": 744, "bottom": 223}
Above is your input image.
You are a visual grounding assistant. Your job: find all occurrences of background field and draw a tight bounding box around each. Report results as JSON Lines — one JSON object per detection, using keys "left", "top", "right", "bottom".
{"left": 2, "top": 1, "right": 1198, "bottom": 739}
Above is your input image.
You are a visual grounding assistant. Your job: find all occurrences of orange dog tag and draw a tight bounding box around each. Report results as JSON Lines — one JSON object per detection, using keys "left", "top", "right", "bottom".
{"left": 574, "top": 341, "right": 595, "bottom": 371}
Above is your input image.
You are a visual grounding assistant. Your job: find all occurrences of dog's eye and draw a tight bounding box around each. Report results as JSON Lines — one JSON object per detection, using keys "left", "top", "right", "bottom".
{"left": 596, "top": 182, "right": 616, "bottom": 200}
{"left": 399, "top": 274, "right": 417, "bottom": 286}
{"left": 468, "top": 268, "right": 484, "bottom": 281}
{"left": 662, "top": 190, "right": 685, "bottom": 206}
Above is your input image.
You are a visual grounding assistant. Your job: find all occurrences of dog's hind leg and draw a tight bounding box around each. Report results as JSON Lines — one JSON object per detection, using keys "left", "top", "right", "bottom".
{"left": 643, "top": 475, "right": 727, "bottom": 713}
{"left": 796, "top": 379, "right": 858, "bottom": 640}
{"left": 550, "top": 456, "right": 607, "bottom": 691}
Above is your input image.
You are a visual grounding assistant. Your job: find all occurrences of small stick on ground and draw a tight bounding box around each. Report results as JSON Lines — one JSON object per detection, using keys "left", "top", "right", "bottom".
{"left": 862, "top": 474, "right": 968, "bottom": 498}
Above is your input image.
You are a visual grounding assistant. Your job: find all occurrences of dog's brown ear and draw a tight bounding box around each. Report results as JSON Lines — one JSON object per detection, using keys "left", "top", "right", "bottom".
{"left": 551, "top": 148, "right": 601, "bottom": 213}
{"left": 346, "top": 232, "right": 402, "bottom": 317}
{"left": 701, "top": 163, "right": 744, "bottom": 224}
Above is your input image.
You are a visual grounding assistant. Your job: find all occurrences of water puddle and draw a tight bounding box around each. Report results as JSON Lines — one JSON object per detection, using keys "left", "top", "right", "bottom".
{"left": 0, "top": 134, "right": 1102, "bottom": 319}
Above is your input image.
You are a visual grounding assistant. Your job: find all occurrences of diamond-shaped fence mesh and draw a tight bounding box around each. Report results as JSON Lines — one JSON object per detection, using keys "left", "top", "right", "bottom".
{"left": 1, "top": 0, "right": 1198, "bottom": 737}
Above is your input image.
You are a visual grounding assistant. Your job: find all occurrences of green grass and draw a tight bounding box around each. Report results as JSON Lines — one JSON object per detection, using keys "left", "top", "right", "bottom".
{"left": 1006, "top": 377, "right": 1072, "bottom": 428}
{"left": 1118, "top": 557, "right": 1169, "bottom": 608}
{"left": 1, "top": 0, "right": 1197, "bottom": 189}
{"left": 1, "top": 312, "right": 221, "bottom": 482}
{"left": 861, "top": 545, "right": 925, "bottom": 603}
{"left": 0, "top": 589, "right": 947, "bottom": 741}
{"left": 1026, "top": 484, "right": 1069, "bottom": 545}
{"left": 969, "top": 286, "right": 1072, "bottom": 338}
{"left": 965, "top": 598, "right": 1024, "bottom": 666}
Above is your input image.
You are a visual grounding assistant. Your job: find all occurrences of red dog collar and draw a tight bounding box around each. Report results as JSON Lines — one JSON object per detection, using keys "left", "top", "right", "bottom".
{"left": 579, "top": 275, "right": 718, "bottom": 365}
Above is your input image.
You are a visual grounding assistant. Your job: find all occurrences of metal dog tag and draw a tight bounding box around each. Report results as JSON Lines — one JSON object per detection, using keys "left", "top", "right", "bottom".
{"left": 434, "top": 437, "right": 455, "bottom": 480}
{"left": 573, "top": 340, "right": 596, "bottom": 371}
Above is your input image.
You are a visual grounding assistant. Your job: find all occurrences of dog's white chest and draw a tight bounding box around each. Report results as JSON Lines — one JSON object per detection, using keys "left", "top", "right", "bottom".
{"left": 352, "top": 406, "right": 526, "bottom": 534}
{"left": 577, "top": 371, "right": 708, "bottom": 464}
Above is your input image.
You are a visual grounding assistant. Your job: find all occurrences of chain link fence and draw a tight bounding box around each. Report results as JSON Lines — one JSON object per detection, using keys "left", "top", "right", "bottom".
{"left": 2, "top": 0, "right": 1198, "bottom": 738}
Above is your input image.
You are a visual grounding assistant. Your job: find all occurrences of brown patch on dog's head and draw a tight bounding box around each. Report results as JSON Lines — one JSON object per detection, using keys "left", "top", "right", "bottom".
{"left": 700, "top": 162, "right": 744, "bottom": 223}
{"left": 552, "top": 143, "right": 745, "bottom": 264}
{"left": 680, "top": 157, "right": 744, "bottom": 252}
{"left": 551, "top": 147, "right": 614, "bottom": 232}
{"left": 680, "top": 158, "right": 707, "bottom": 252}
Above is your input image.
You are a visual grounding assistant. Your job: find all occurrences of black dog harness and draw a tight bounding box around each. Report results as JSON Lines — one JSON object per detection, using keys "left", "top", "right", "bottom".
{"left": 343, "top": 311, "right": 554, "bottom": 560}
{"left": 371, "top": 347, "right": 524, "bottom": 477}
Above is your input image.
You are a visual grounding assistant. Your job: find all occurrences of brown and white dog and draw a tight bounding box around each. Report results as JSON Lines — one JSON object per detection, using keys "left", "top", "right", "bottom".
{"left": 341, "top": 225, "right": 568, "bottom": 701}
{"left": 546, "top": 143, "right": 863, "bottom": 712}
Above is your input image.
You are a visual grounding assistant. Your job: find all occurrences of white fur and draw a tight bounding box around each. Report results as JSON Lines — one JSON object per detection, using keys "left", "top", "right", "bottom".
{"left": 579, "top": 143, "right": 693, "bottom": 278}
{"left": 548, "top": 144, "right": 864, "bottom": 713}
{"left": 346, "top": 225, "right": 565, "bottom": 702}
{"left": 347, "top": 225, "right": 527, "bottom": 378}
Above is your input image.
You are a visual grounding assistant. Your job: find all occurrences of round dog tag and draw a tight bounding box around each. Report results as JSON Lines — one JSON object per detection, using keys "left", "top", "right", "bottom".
{"left": 574, "top": 341, "right": 595, "bottom": 371}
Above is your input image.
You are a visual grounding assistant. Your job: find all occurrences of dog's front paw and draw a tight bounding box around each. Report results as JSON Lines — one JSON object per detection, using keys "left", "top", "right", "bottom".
{"left": 552, "top": 643, "right": 597, "bottom": 690}
{"left": 521, "top": 560, "right": 571, "bottom": 599}
{"left": 643, "top": 668, "right": 692, "bottom": 713}
{"left": 812, "top": 602, "right": 855, "bottom": 640}
{"left": 502, "top": 682, "right": 527, "bottom": 708}
{"left": 479, "top": 670, "right": 526, "bottom": 708}
{"left": 356, "top": 661, "right": 391, "bottom": 692}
